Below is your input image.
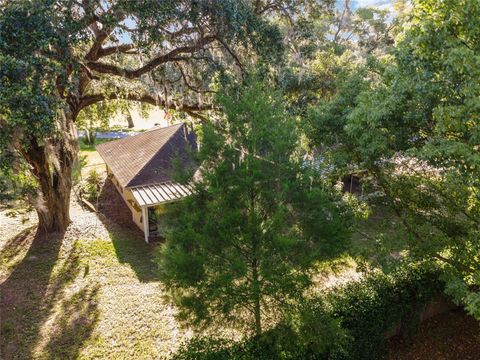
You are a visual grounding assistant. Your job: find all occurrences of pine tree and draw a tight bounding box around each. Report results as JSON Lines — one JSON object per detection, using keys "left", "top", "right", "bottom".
{"left": 157, "top": 77, "right": 353, "bottom": 335}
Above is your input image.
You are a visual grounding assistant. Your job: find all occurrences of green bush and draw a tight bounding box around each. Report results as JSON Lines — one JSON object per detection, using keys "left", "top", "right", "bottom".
{"left": 172, "top": 293, "right": 351, "bottom": 360}
{"left": 172, "top": 263, "right": 444, "bottom": 360}
{"left": 83, "top": 168, "right": 102, "bottom": 201}
{"left": 173, "top": 324, "right": 347, "bottom": 360}
{"left": 329, "top": 262, "right": 444, "bottom": 360}
{"left": 0, "top": 165, "right": 37, "bottom": 202}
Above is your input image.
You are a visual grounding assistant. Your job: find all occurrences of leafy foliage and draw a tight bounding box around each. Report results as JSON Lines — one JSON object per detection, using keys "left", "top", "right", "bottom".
{"left": 0, "top": 0, "right": 290, "bottom": 232}
{"left": 277, "top": 0, "right": 398, "bottom": 112}
{"left": 329, "top": 262, "right": 444, "bottom": 360}
{"left": 81, "top": 168, "right": 102, "bottom": 202}
{"left": 307, "top": 0, "right": 480, "bottom": 318}
{"left": 172, "top": 262, "right": 444, "bottom": 360}
{"left": 0, "top": 161, "right": 37, "bottom": 203}
{"left": 0, "top": 1, "right": 73, "bottom": 144}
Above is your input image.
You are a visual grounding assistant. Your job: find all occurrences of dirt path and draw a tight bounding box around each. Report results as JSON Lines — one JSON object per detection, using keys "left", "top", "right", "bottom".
{"left": 0, "top": 206, "right": 37, "bottom": 244}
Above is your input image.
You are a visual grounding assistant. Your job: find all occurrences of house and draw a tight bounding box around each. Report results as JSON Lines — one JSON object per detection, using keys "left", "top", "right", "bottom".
{"left": 97, "top": 123, "right": 196, "bottom": 243}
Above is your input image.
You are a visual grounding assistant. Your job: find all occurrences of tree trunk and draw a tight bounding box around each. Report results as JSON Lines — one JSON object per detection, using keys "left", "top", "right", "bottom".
{"left": 35, "top": 163, "right": 74, "bottom": 234}
{"left": 21, "top": 112, "right": 79, "bottom": 234}
{"left": 252, "top": 260, "right": 262, "bottom": 337}
{"left": 250, "top": 186, "right": 262, "bottom": 336}
{"left": 126, "top": 111, "right": 134, "bottom": 128}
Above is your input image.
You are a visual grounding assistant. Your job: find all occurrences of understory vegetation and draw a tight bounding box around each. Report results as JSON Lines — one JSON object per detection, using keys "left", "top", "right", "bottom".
{"left": 172, "top": 263, "right": 446, "bottom": 360}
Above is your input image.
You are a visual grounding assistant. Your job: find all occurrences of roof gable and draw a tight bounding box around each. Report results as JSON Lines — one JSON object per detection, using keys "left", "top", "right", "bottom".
{"left": 96, "top": 123, "right": 196, "bottom": 188}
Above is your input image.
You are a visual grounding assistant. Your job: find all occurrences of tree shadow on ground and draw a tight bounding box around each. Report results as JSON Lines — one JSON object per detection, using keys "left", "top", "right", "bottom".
{"left": 43, "top": 284, "right": 100, "bottom": 359}
{"left": 0, "top": 226, "right": 35, "bottom": 281}
{"left": 0, "top": 228, "right": 99, "bottom": 359}
{"left": 96, "top": 178, "right": 161, "bottom": 282}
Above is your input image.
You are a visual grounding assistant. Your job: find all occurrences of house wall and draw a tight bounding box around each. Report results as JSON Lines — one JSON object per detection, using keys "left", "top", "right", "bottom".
{"left": 106, "top": 166, "right": 144, "bottom": 231}
{"left": 124, "top": 188, "right": 144, "bottom": 230}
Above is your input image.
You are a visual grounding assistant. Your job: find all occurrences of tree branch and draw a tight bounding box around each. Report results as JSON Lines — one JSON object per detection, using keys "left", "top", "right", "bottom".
{"left": 83, "top": 1, "right": 126, "bottom": 61}
{"left": 216, "top": 37, "right": 245, "bottom": 75}
{"left": 184, "top": 109, "right": 209, "bottom": 123}
{"left": 78, "top": 93, "right": 213, "bottom": 114}
{"left": 87, "top": 35, "right": 217, "bottom": 78}
{"left": 177, "top": 64, "right": 216, "bottom": 94}
{"left": 97, "top": 44, "right": 136, "bottom": 57}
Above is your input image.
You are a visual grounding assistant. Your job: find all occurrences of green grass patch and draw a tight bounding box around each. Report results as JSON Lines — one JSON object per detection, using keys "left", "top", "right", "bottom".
{"left": 0, "top": 222, "right": 183, "bottom": 359}
{"left": 79, "top": 138, "right": 115, "bottom": 152}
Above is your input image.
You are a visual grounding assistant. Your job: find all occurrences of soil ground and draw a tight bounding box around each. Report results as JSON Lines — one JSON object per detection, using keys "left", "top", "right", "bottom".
{"left": 386, "top": 308, "right": 480, "bottom": 360}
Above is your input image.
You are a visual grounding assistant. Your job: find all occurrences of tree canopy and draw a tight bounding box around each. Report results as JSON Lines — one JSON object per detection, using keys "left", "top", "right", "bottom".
{"left": 307, "top": 0, "right": 480, "bottom": 318}
{"left": 0, "top": 0, "right": 285, "bottom": 233}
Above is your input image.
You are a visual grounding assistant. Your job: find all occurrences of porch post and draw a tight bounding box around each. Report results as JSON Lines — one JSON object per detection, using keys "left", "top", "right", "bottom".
{"left": 142, "top": 206, "right": 149, "bottom": 243}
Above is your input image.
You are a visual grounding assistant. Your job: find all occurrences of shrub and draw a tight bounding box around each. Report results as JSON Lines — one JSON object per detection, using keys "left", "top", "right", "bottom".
{"left": 83, "top": 168, "right": 102, "bottom": 201}
{"left": 0, "top": 164, "right": 37, "bottom": 202}
{"left": 82, "top": 128, "right": 97, "bottom": 146}
{"left": 171, "top": 262, "right": 444, "bottom": 360}
{"left": 173, "top": 323, "right": 347, "bottom": 360}
{"left": 172, "top": 296, "right": 350, "bottom": 360}
{"left": 329, "top": 262, "right": 444, "bottom": 360}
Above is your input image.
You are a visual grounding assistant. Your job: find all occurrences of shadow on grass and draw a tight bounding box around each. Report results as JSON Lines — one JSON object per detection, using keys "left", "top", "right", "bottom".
{"left": 97, "top": 178, "right": 161, "bottom": 282}
{"left": 44, "top": 284, "right": 100, "bottom": 359}
{"left": 0, "top": 227, "right": 35, "bottom": 280}
{"left": 0, "top": 228, "right": 99, "bottom": 359}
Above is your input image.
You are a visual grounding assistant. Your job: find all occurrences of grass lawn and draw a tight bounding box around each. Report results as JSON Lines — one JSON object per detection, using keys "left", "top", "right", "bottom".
{"left": 0, "top": 144, "right": 440, "bottom": 359}
{"left": 1, "top": 197, "right": 475, "bottom": 359}
{"left": 0, "top": 211, "right": 190, "bottom": 359}
{"left": 79, "top": 138, "right": 114, "bottom": 178}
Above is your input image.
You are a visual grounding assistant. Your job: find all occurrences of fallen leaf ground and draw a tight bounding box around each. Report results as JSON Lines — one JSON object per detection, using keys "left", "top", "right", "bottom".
{"left": 386, "top": 308, "right": 480, "bottom": 360}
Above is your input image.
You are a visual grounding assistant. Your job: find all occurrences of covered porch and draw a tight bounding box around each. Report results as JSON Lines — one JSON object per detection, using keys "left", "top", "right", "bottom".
{"left": 130, "top": 182, "right": 193, "bottom": 243}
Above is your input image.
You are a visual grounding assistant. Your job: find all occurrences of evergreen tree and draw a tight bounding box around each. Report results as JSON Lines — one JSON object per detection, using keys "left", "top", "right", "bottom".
{"left": 157, "top": 77, "right": 353, "bottom": 336}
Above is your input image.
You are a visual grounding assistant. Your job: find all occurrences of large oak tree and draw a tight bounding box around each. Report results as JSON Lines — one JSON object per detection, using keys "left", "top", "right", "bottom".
{"left": 0, "top": 0, "right": 290, "bottom": 233}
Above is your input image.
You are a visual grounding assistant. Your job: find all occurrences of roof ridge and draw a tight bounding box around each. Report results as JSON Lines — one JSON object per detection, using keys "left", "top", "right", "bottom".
{"left": 95, "top": 122, "right": 183, "bottom": 151}
{"left": 145, "top": 122, "right": 183, "bottom": 132}
{"left": 126, "top": 123, "right": 186, "bottom": 187}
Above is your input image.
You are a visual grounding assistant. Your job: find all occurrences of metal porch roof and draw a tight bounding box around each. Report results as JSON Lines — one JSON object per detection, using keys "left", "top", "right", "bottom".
{"left": 130, "top": 182, "right": 193, "bottom": 207}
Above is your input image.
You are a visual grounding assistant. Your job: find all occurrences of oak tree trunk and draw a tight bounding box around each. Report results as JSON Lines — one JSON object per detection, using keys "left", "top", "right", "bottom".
{"left": 21, "top": 112, "right": 79, "bottom": 234}
{"left": 126, "top": 112, "right": 135, "bottom": 128}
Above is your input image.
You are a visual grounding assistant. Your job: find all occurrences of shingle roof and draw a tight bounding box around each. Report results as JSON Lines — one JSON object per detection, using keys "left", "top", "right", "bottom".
{"left": 96, "top": 123, "right": 196, "bottom": 188}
